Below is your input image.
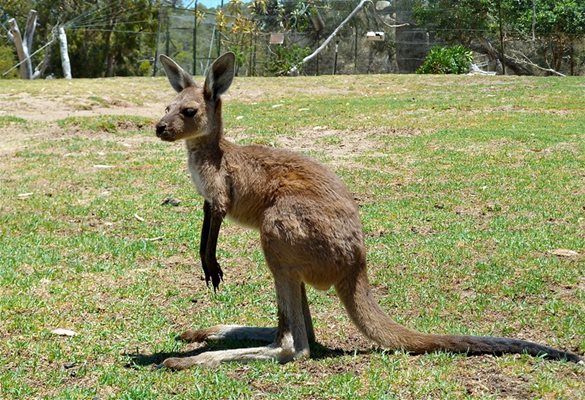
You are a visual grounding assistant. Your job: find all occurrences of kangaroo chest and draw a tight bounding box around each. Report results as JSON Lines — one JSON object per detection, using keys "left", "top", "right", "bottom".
{"left": 187, "top": 153, "right": 213, "bottom": 201}
{"left": 188, "top": 162, "right": 207, "bottom": 199}
{"left": 187, "top": 151, "right": 228, "bottom": 205}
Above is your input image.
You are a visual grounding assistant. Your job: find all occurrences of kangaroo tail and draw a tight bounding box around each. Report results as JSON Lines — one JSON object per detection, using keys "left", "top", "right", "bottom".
{"left": 335, "top": 267, "right": 583, "bottom": 363}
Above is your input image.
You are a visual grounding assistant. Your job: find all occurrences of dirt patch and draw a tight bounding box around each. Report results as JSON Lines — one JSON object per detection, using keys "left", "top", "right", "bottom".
{"left": 225, "top": 77, "right": 355, "bottom": 102}
{"left": 278, "top": 127, "right": 377, "bottom": 156}
{"left": 0, "top": 125, "right": 59, "bottom": 156}
{"left": 0, "top": 119, "right": 160, "bottom": 164}
{"left": 274, "top": 126, "right": 420, "bottom": 168}
{"left": 0, "top": 92, "right": 163, "bottom": 122}
{"left": 457, "top": 357, "right": 534, "bottom": 398}
{"left": 487, "top": 104, "right": 573, "bottom": 115}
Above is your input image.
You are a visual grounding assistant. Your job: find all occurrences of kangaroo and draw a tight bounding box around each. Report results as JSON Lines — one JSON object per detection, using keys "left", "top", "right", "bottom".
{"left": 154, "top": 53, "right": 583, "bottom": 369}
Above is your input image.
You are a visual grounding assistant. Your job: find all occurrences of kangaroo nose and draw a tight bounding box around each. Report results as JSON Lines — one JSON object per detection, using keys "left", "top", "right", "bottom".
{"left": 156, "top": 121, "right": 167, "bottom": 137}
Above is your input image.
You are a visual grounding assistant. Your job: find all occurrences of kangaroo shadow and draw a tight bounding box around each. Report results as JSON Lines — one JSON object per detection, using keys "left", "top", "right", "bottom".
{"left": 125, "top": 339, "right": 370, "bottom": 368}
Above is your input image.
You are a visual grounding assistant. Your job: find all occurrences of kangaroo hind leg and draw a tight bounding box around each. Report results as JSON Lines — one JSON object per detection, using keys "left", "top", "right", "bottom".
{"left": 178, "top": 325, "right": 277, "bottom": 344}
{"left": 160, "top": 273, "right": 310, "bottom": 369}
{"left": 301, "top": 283, "right": 315, "bottom": 343}
{"left": 179, "top": 283, "right": 313, "bottom": 344}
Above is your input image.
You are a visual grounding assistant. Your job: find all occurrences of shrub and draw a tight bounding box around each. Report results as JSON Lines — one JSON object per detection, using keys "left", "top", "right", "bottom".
{"left": 0, "top": 45, "right": 18, "bottom": 79}
{"left": 138, "top": 60, "right": 151, "bottom": 76}
{"left": 417, "top": 45, "right": 473, "bottom": 74}
{"left": 267, "top": 45, "right": 310, "bottom": 76}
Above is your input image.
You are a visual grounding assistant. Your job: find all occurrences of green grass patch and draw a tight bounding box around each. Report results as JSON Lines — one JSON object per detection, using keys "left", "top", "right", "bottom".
{"left": 0, "top": 115, "right": 27, "bottom": 127}
{"left": 0, "top": 74, "right": 583, "bottom": 399}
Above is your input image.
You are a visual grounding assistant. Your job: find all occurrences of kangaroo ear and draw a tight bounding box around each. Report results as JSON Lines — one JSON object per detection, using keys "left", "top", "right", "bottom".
{"left": 204, "top": 52, "right": 235, "bottom": 101}
{"left": 159, "top": 55, "right": 196, "bottom": 93}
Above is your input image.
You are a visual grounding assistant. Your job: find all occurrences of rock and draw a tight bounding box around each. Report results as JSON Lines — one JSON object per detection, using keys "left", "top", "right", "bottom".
{"left": 51, "top": 328, "right": 77, "bottom": 337}
{"left": 161, "top": 197, "right": 181, "bottom": 206}
{"left": 550, "top": 249, "right": 579, "bottom": 258}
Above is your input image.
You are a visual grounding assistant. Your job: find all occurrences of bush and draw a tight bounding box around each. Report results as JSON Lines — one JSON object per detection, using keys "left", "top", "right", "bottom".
{"left": 0, "top": 46, "right": 18, "bottom": 79}
{"left": 138, "top": 60, "right": 152, "bottom": 76}
{"left": 267, "top": 45, "right": 310, "bottom": 76}
{"left": 417, "top": 45, "right": 473, "bottom": 74}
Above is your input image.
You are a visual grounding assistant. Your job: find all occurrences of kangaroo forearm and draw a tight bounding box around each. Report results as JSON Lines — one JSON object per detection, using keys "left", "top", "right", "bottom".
{"left": 199, "top": 200, "right": 211, "bottom": 276}
{"left": 205, "top": 207, "right": 224, "bottom": 291}
{"left": 198, "top": 200, "right": 224, "bottom": 290}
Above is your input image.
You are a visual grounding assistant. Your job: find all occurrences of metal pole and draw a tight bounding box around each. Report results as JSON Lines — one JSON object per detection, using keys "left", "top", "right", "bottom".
{"left": 354, "top": 24, "right": 358, "bottom": 73}
{"left": 248, "top": 32, "right": 254, "bottom": 76}
{"left": 153, "top": 4, "right": 163, "bottom": 76}
{"left": 333, "top": 40, "right": 339, "bottom": 75}
{"left": 315, "top": 32, "right": 320, "bottom": 75}
{"left": 498, "top": 0, "right": 506, "bottom": 75}
{"left": 217, "top": 0, "right": 224, "bottom": 57}
{"left": 193, "top": 0, "right": 198, "bottom": 75}
{"left": 531, "top": 0, "right": 536, "bottom": 41}
{"left": 165, "top": 6, "right": 170, "bottom": 57}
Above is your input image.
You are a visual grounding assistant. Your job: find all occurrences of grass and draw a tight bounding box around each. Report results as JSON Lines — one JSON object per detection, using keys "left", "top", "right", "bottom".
{"left": 0, "top": 74, "right": 584, "bottom": 399}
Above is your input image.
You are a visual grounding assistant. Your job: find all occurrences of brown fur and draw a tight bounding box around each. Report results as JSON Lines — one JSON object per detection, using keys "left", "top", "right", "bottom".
{"left": 154, "top": 53, "right": 583, "bottom": 369}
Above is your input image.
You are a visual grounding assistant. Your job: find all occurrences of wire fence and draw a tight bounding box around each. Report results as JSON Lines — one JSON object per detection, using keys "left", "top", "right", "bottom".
{"left": 153, "top": 5, "right": 433, "bottom": 77}
{"left": 2, "top": 1, "right": 584, "bottom": 78}
{"left": 153, "top": 3, "right": 585, "bottom": 77}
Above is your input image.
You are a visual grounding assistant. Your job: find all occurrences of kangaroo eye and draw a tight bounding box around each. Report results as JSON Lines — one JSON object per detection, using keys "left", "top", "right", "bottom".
{"left": 165, "top": 106, "right": 170, "bottom": 114}
{"left": 182, "top": 108, "right": 197, "bottom": 118}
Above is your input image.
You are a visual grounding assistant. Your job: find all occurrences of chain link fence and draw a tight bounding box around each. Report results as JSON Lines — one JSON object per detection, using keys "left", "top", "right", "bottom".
{"left": 153, "top": 3, "right": 434, "bottom": 77}
{"left": 154, "top": 3, "right": 585, "bottom": 77}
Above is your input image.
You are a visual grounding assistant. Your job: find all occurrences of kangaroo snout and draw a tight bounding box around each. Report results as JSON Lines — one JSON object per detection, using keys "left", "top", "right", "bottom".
{"left": 155, "top": 121, "right": 172, "bottom": 141}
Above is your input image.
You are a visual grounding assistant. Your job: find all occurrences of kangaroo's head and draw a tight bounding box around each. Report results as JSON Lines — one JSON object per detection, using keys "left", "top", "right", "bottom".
{"left": 156, "top": 52, "right": 235, "bottom": 142}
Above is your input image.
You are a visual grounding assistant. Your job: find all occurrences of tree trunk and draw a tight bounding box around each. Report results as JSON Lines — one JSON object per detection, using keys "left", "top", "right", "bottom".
{"left": 32, "top": 30, "right": 55, "bottom": 79}
{"left": 58, "top": 26, "right": 72, "bottom": 79}
{"left": 104, "top": 17, "right": 117, "bottom": 77}
{"left": 24, "top": 10, "right": 38, "bottom": 59}
{"left": 8, "top": 18, "right": 32, "bottom": 79}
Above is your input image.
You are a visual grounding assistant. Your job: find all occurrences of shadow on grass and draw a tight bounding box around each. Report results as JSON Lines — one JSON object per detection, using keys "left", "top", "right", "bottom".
{"left": 125, "top": 340, "right": 369, "bottom": 369}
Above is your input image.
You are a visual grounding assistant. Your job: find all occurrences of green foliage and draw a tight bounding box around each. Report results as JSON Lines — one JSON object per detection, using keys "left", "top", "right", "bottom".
{"left": 227, "top": 45, "right": 246, "bottom": 68}
{"left": 414, "top": 0, "right": 493, "bottom": 45}
{"left": 416, "top": 46, "right": 473, "bottom": 74}
{"left": 506, "top": 0, "right": 585, "bottom": 36}
{"left": 266, "top": 45, "right": 310, "bottom": 76}
{"left": 0, "top": 46, "right": 18, "bottom": 79}
{"left": 138, "top": 60, "right": 152, "bottom": 76}
{"left": 1, "top": 0, "right": 159, "bottom": 78}
{"left": 414, "top": 0, "right": 585, "bottom": 75}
